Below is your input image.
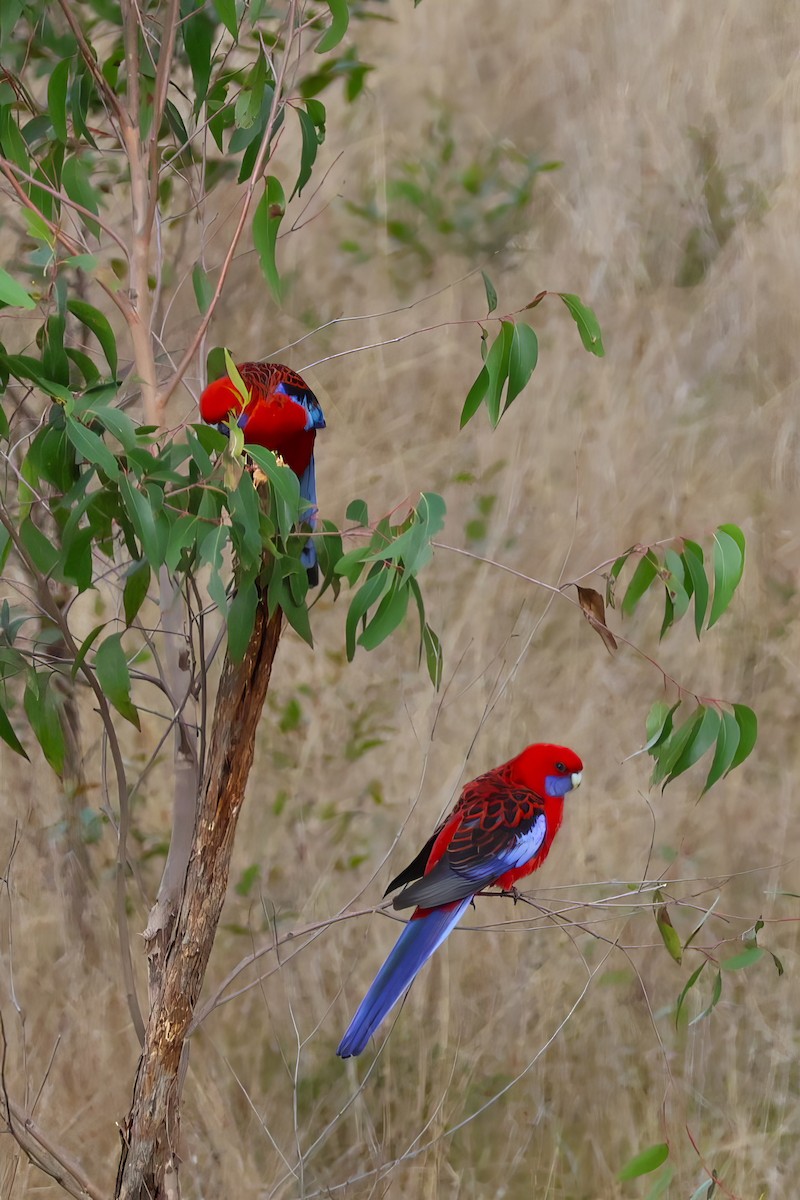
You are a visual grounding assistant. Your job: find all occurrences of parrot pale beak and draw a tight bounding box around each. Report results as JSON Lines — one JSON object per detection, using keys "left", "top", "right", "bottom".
{"left": 571, "top": 771, "right": 582, "bottom": 789}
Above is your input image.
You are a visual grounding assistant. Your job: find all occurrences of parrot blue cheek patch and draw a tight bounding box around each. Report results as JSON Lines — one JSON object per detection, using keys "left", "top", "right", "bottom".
{"left": 237, "top": 412, "right": 249, "bottom": 428}
{"left": 545, "top": 774, "right": 574, "bottom": 798}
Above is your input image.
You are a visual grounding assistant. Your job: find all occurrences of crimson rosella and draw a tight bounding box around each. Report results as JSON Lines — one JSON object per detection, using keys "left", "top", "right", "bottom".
{"left": 199, "top": 362, "right": 325, "bottom": 583}
{"left": 336, "top": 743, "right": 583, "bottom": 1058}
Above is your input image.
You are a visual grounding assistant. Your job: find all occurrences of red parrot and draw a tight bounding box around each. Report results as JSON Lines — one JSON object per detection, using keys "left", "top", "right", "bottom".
{"left": 336, "top": 743, "right": 583, "bottom": 1058}
{"left": 198, "top": 362, "right": 325, "bottom": 582}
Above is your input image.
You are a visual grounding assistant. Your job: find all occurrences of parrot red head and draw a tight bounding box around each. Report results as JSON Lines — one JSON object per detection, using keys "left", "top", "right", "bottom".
{"left": 198, "top": 376, "right": 247, "bottom": 424}
{"left": 510, "top": 743, "right": 583, "bottom": 798}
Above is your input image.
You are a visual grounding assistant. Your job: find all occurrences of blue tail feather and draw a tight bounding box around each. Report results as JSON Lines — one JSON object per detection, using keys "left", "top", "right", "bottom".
{"left": 336, "top": 899, "right": 471, "bottom": 1058}
{"left": 298, "top": 454, "right": 318, "bottom": 585}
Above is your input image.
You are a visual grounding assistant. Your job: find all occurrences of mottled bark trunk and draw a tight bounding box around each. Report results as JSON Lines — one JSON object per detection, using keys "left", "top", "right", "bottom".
{"left": 115, "top": 604, "right": 283, "bottom": 1200}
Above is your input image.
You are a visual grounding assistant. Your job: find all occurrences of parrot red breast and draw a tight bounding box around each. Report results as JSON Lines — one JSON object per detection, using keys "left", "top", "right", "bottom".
{"left": 336, "top": 742, "right": 583, "bottom": 1058}
{"left": 198, "top": 362, "right": 325, "bottom": 583}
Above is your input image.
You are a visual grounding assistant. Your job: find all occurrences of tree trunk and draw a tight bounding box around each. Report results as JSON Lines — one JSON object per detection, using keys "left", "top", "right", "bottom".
{"left": 115, "top": 603, "right": 283, "bottom": 1199}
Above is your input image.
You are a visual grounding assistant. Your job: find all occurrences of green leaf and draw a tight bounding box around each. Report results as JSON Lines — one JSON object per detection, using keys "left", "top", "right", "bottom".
{"left": 708, "top": 523, "right": 745, "bottom": 628}
{"left": 422, "top": 623, "right": 443, "bottom": 689}
{"left": 675, "top": 962, "right": 706, "bottom": 1026}
{"left": 682, "top": 539, "right": 709, "bottom": 637}
{"left": 644, "top": 700, "right": 681, "bottom": 753}
{"left": 119, "top": 476, "right": 161, "bottom": 565}
{"left": 62, "top": 155, "right": 101, "bottom": 238}
{"left": 667, "top": 705, "right": 721, "bottom": 782}
{"left": 618, "top": 1143, "right": 669, "bottom": 1181}
{"left": 504, "top": 321, "right": 538, "bottom": 414}
{"left": 559, "top": 292, "right": 605, "bottom": 356}
{"left": 655, "top": 905, "right": 682, "bottom": 965}
{"left": 183, "top": 7, "right": 215, "bottom": 107}
{"left": 19, "top": 518, "right": 60, "bottom": 576}
{"left": 0, "top": 696, "right": 28, "bottom": 759}
{"left": 94, "top": 633, "right": 140, "bottom": 728}
{"left": 62, "top": 525, "right": 93, "bottom": 591}
{"left": 0, "top": 267, "right": 36, "bottom": 310}
{"left": 460, "top": 360, "right": 489, "bottom": 429}
{"left": 67, "top": 299, "right": 118, "bottom": 376}
{"left": 213, "top": 0, "right": 238, "bottom": 39}
{"left": 346, "top": 498, "right": 369, "bottom": 525}
{"left": 23, "top": 672, "right": 65, "bottom": 775}
{"left": 316, "top": 0, "right": 349, "bottom": 53}
{"left": 484, "top": 320, "right": 515, "bottom": 427}
{"left": 291, "top": 105, "right": 322, "bottom": 199}
{"left": 359, "top": 578, "right": 410, "bottom": 651}
{"left": 66, "top": 416, "right": 120, "bottom": 479}
{"left": 651, "top": 707, "right": 704, "bottom": 787}
{"left": 123, "top": 559, "right": 151, "bottom": 626}
{"left": 222, "top": 347, "right": 250, "bottom": 406}
{"left": 621, "top": 550, "right": 659, "bottom": 616}
{"left": 720, "top": 945, "right": 764, "bottom": 971}
{"left": 481, "top": 270, "right": 497, "bottom": 315}
{"left": 345, "top": 569, "right": 391, "bottom": 661}
{"left": 253, "top": 177, "right": 285, "bottom": 302}
{"left": 729, "top": 703, "right": 757, "bottom": 772}
{"left": 689, "top": 969, "right": 722, "bottom": 1025}
{"left": 192, "top": 263, "right": 214, "bottom": 314}
{"left": 71, "top": 622, "right": 105, "bottom": 680}
{"left": 227, "top": 577, "right": 258, "bottom": 664}
{"left": 701, "top": 709, "right": 741, "bottom": 795}
{"left": 47, "top": 58, "right": 71, "bottom": 144}
{"left": 334, "top": 545, "right": 371, "bottom": 585}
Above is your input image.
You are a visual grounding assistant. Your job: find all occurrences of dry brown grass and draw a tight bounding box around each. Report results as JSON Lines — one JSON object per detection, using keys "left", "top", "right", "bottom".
{"left": 3, "top": 0, "right": 800, "bottom": 1196}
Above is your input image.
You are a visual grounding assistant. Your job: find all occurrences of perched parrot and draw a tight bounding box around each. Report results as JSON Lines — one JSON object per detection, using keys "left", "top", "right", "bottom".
{"left": 198, "top": 362, "right": 325, "bottom": 583}
{"left": 336, "top": 742, "right": 583, "bottom": 1058}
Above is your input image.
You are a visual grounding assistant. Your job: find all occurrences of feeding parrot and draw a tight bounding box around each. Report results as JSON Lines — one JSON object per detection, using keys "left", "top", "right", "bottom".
{"left": 199, "top": 361, "right": 325, "bottom": 583}
{"left": 337, "top": 742, "right": 583, "bottom": 1058}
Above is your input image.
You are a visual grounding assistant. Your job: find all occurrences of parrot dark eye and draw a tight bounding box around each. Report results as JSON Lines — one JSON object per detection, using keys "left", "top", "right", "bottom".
{"left": 555, "top": 761, "right": 566, "bottom": 772}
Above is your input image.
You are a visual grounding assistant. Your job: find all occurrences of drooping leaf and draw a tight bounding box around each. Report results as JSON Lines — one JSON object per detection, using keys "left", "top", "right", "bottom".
{"left": 576, "top": 585, "right": 617, "bottom": 653}
{"left": 67, "top": 299, "right": 118, "bottom": 376}
{"left": 316, "top": 0, "right": 349, "bottom": 53}
{"left": 94, "top": 633, "right": 140, "bottom": 728}
{"left": 123, "top": 559, "right": 151, "bottom": 626}
{"left": 682, "top": 539, "right": 708, "bottom": 637}
{"left": 667, "top": 705, "right": 721, "bottom": 783}
{"left": 655, "top": 903, "right": 682, "bottom": 965}
{"left": 504, "top": 320, "right": 538, "bottom": 414}
{"left": 47, "top": 58, "right": 71, "bottom": 144}
{"left": 689, "top": 968, "right": 723, "bottom": 1025}
{"left": 183, "top": 6, "right": 215, "bottom": 107}
{"left": 192, "top": 263, "right": 214, "bottom": 314}
{"left": 227, "top": 576, "right": 258, "bottom": 663}
{"left": 213, "top": 0, "right": 238, "bottom": 39}
{"left": 0, "top": 696, "right": 28, "bottom": 759}
{"left": 252, "top": 176, "right": 285, "bottom": 302}
{"left": 65, "top": 416, "right": 120, "bottom": 479}
{"left": 708, "top": 523, "right": 745, "bottom": 628}
{"left": 675, "top": 962, "right": 706, "bottom": 1026}
{"left": 621, "top": 550, "right": 659, "bottom": 616}
{"left": 728, "top": 703, "right": 757, "bottom": 772}
{"left": 23, "top": 671, "right": 65, "bottom": 775}
{"left": 701, "top": 709, "right": 741, "bottom": 795}
{"left": 559, "top": 292, "right": 604, "bottom": 356}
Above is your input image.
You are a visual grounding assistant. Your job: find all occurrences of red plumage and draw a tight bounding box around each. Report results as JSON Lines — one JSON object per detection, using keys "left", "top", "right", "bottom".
{"left": 198, "top": 362, "right": 321, "bottom": 477}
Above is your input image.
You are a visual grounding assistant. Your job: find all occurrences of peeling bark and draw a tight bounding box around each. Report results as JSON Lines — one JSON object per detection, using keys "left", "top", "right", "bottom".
{"left": 115, "top": 603, "right": 283, "bottom": 1200}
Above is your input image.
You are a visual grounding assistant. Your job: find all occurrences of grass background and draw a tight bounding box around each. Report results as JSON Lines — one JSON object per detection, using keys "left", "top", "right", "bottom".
{"left": 2, "top": 0, "right": 800, "bottom": 1196}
